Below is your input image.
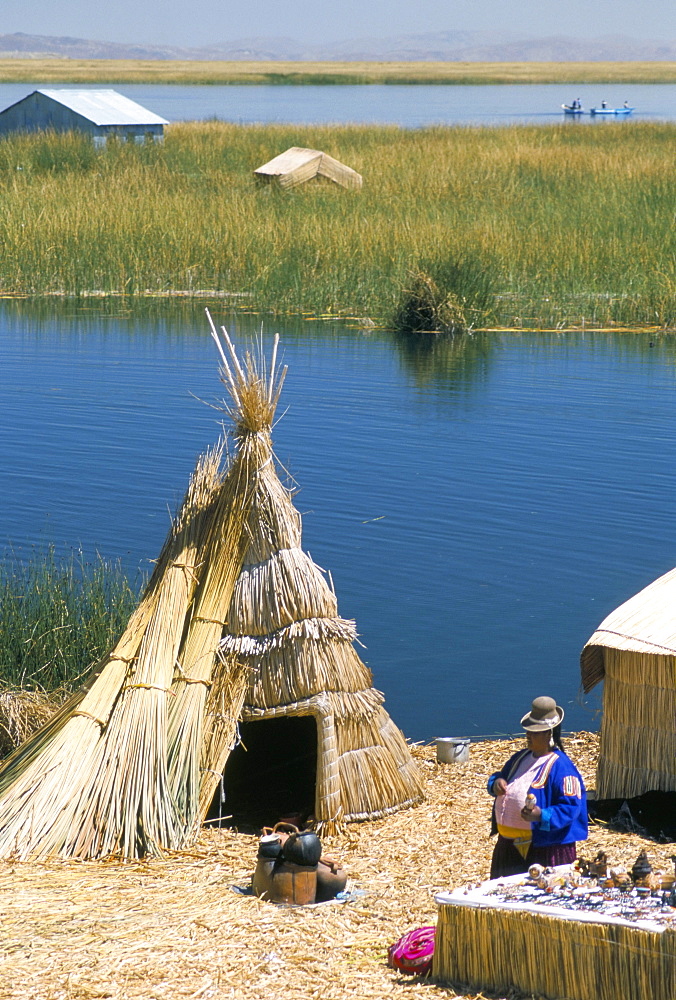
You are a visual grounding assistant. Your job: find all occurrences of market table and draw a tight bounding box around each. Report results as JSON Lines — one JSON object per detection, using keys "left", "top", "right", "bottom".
{"left": 434, "top": 867, "right": 676, "bottom": 1000}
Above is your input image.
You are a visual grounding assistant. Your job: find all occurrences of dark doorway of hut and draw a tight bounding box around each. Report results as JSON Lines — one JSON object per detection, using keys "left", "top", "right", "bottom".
{"left": 208, "top": 717, "right": 317, "bottom": 834}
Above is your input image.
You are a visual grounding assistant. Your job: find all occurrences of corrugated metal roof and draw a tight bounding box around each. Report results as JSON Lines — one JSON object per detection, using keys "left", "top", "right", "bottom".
{"left": 580, "top": 566, "right": 676, "bottom": 691}
{"left": 38, "top": 89, "right": 168, "bottom": 126}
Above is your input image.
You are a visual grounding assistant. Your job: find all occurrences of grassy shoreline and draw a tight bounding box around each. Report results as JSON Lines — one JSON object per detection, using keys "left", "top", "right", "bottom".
{"left": 0, "top": 58, "right": 674, "bottom": 86}
{"left": 0, "top": 121, "right": 673, "bottom": 329}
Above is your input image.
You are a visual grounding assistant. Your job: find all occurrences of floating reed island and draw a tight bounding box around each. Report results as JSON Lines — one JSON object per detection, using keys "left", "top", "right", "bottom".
{"left": 0, "top": 319, "right": 421, "bottom": 860}
{"left": 0, "top": 732, "right": 673, "bottom": 1000}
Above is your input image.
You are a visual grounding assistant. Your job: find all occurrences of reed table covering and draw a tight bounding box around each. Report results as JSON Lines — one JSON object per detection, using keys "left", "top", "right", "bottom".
{"left": 434, "top": 868, "right": 676, "bottom": 1000}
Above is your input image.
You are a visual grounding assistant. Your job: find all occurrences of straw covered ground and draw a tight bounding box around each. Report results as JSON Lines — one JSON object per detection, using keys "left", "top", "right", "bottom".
{"left": 0, "top": 732, "right": 673, "bottom": 1000}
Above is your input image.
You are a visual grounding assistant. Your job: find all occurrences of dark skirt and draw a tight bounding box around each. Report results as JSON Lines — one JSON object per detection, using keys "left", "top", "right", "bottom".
{"left": 490, "top": 835, "right": 577, "bottom": 880}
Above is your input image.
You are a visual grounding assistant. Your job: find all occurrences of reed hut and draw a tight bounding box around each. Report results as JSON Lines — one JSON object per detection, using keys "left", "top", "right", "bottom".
{"left": 199, "top": 341, "right": 422, "bottom": 832}
{"left": 580, "top": 567, "right": 676, "bottom": 800}
{"left": 253, "top": 147, "right": 362, "bottom": 190}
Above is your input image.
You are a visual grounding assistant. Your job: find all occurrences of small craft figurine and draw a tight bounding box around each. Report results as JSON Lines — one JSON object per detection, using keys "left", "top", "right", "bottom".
{"left": 577, "top": 850, "right": 608, "bottom": 879}
{"left": 631, "top": 850, "right": 653, "bottom": 887}
{"left": 609, "top": 868, "right": 632, "bottom": 890}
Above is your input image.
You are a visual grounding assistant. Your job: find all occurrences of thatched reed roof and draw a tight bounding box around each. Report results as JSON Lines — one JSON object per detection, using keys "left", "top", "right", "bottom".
{"left": 580, "top": 567, "right": 676, "bottom": 692}
{"left": 253, "top": 146, "right": 363, "bottom": 190}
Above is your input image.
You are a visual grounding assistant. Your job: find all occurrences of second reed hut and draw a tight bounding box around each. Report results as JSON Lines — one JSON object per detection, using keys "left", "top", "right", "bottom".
{"left": 580, "top": 566, "right": 676, "bottom": 799}
{"left": 254, "top": 147, "right": 362, "bottom": 190}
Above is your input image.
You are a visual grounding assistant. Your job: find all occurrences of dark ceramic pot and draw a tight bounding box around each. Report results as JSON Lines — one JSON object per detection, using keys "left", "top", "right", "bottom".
{"left": 282, "top": 830, "right": 322, "bottom": 867}
{"left": 258, "top": 834, "right": 283, "bottom": 859}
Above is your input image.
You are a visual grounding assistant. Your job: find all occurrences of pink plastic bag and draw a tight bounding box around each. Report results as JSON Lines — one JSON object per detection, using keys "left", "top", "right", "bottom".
{"left": 387, "top": 925, "right": 436, "bottom": 976}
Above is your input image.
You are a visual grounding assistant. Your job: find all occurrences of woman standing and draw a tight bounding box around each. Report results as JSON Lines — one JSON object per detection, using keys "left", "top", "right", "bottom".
{"left": 488, "top": 696, "right": 587, "bottom": 879}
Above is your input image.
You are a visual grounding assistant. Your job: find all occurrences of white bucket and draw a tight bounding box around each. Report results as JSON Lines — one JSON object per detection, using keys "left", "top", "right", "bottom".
{"left": 436, "top": 737, "right": 470, "bottom": 764}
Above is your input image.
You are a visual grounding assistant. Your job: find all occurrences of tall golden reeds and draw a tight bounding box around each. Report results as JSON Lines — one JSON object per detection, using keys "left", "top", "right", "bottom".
{"left": 0, "top": 122, "right": 672, "bottom": 327}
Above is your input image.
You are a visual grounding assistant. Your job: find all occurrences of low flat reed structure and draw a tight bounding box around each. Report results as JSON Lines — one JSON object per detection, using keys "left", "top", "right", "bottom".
{"left": 581, "top": 566, "right": 676, "bottom": 800}
{"left": 0, "top": 121, "right": 673, "bottom": 328}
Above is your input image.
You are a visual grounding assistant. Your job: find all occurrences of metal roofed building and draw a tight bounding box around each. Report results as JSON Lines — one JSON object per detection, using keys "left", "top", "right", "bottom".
{"left": 0, "top": 89, "right": 169, "bottom": 145}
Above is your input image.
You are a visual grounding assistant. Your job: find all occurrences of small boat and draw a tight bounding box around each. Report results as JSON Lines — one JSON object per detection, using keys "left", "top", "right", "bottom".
{"left": 590, "top": 106, "right": 634, "bottom": 116}
{"left": 561, "top": 104, "right": 584, "bottom": 115}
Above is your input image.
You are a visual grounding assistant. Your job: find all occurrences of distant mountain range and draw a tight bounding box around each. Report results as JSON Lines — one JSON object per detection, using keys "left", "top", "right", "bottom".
{"left": 0, "top": 30, "right": 675, "bottom": 62}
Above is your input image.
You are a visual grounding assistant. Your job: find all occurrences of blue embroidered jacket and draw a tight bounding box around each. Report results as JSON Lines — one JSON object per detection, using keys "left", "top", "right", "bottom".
{"left": 488, "top": 747, "right": 588, "bottom": 847}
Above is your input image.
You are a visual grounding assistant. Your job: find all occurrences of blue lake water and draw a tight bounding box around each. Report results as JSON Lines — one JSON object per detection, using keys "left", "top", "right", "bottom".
{"left": 2, "top": 300, "right": 676, "bottom": 742}
{"left": 0, "top": 82, "right": 674, "bottom": 126}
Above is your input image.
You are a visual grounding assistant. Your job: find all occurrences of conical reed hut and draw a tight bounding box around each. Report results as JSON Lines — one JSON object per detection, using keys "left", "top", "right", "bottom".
{"left": 199, "top": 333, "right": 424, "bottom": 833}
{"left": 580, "top": 566, "right": 676, "bottom": 800}
{"left": 0, "top": 322, "right": 421, "bottom": 857}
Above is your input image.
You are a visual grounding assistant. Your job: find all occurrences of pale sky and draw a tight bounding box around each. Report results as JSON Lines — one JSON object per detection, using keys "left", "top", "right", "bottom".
{"left": 1, "top": 0, "right": 674, "bottom": 49}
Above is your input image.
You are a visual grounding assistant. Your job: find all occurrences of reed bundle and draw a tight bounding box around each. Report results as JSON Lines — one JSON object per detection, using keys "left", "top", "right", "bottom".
{"left": 166, "top": 466, "right": 253, "bottom": 829}
{"left": 0, "top": 323, "right": 287, "bottom": 858}
{"left": 0, "top": 441, "right": 225, "bottom": 859}
{"left": 190, "top": 318, "right": 289, "bottom": 820}
{"left": 0, "top": 688, "right": 65, "bottom": 758}
{"left": 435, "top": 901, "right": 676, "bottom": 1000}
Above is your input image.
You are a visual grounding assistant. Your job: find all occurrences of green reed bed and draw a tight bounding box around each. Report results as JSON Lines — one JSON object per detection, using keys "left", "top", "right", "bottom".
{"left": 0, "top": 121, "right": 673, "bottom": 328}
{"left": 0, "top": 547, "right": 139, "bottom": 691}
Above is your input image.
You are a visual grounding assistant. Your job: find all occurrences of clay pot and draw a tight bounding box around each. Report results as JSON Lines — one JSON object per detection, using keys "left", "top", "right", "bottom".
{"left": 267, "top": 860, "right": 317, "bottom": 905}
{"left": 315, "top": 856, "right": 347, "bottom": 902}
{"left": 252, "top": 856, "right": 276, "bottom": 898}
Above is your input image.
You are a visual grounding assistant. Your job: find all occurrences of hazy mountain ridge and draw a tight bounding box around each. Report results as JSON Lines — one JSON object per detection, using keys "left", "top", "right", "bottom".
{"left": 0, "top": 30, "right": 674, "bottom": 62}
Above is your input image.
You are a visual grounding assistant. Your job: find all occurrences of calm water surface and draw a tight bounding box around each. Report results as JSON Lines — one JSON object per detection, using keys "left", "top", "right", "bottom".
{"left": 0, "top": 83, "right": 674, "bottom": 126}
{"left": 2, "top": 301, "right": 676, "bottom": 741}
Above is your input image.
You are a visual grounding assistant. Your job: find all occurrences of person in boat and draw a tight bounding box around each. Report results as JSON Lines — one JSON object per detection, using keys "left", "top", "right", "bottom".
{"left": 601, "top": 100, "right": 608, "bottom": 109}
{"left": 624, "top": 100, "right": 630, "bottom": 108}
{"left": 487, "top": 696, "right": 588, "bottom": 879}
